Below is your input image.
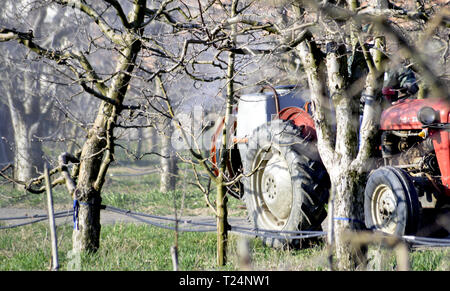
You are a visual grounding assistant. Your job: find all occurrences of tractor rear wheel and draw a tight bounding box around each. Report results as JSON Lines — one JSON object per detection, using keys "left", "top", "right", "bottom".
{"left": 242, "top": 119, "right": 329, "bottom": 248}
{"left": 364, "top": 166, "right": 421, "bottom": 236}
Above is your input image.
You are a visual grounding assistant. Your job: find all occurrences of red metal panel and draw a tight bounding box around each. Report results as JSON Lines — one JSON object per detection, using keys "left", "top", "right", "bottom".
{"left": 432, "top": 129, "right": 450, "bottom": 196}
{"left": 380, "top": 98, "right": 449, "bottom": 130}
{"left": 277, "top": 106, "right": 316, "bottom": 140}
{"left": 380, "top": 98, "right": 450, "bottom": 196}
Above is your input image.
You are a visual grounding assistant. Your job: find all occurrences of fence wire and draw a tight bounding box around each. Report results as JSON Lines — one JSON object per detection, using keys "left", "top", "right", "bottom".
{"left": 0, "top": 210, "right": 73, "bottom": 229}
{"left": 403, "top": 235, "right": 450, "bottom": 248}
{"left": 103, "top": 205, "right": 328, "bottom": 240}
{"left": 1, "top": 204, "right": 450, "bottom": 247}
{"left": 104, "top": 205, "right": 217, "bottom": 233}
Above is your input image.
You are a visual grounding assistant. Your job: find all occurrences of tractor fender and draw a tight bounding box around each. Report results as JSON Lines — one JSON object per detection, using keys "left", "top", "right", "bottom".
{"left": 277, "top": 106, "right": 317, "bottom": 141}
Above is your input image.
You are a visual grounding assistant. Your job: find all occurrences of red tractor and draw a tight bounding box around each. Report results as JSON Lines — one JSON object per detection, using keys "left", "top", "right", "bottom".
{"left": 209, "top": 85, "right": 450, "bottom": 246}
{"left": 365, "top": 98, "right": 450, "bottom": 236}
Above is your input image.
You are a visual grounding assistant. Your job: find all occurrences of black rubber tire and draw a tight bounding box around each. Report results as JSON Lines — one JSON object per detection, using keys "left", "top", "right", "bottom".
{"left": 242, "top": 119, "right": 329, "bottom": 248}
{"left": 364, "top": 166, "right": 421, "bottom": 236}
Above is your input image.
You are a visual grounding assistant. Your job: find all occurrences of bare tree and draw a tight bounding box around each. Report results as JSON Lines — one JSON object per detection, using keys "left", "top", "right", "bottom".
{"left": 0, "top": 7, "right": 54, "bottom": 181}
{"left": 0, "top": 0, "right": 198, "bottom": 252}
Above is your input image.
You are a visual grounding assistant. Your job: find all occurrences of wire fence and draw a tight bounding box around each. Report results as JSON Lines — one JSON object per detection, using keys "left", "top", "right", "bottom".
{"left": 1, "top": 204, "right": 450, "bottom": 247}
{"left": 0, "top": 209, "right": 73, "bottom": 229}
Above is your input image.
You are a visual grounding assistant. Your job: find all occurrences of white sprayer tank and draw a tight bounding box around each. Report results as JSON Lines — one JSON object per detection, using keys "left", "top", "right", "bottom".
{"left": 235, "top": 86, "right": 308, "bottom": 163}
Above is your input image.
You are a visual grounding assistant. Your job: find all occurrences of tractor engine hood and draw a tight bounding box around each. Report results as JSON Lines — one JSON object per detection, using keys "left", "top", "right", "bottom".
{"left": 380, "top": 98, "right": 449, "bottom": 131}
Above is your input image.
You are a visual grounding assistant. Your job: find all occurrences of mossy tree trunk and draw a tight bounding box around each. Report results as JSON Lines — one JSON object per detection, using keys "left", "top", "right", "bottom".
{"left": 297, "top": 23, "right": 384, "bottom": 269}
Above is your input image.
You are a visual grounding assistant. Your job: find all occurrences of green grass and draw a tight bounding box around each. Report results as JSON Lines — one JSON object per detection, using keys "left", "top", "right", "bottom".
{"left": 0, "top": 161, "right": 449, "bottom": 271}
{"left": 0, "top": 162, "right": 246, "bottom": 217}
{"left": 101, "top": 164, "right": 246, "bottom": 217}
{"left": 0, "top": 184, "right": 71, "bottom": 210}
{"left": 409, "top": 248, "right": 450, "bottom": 271}
{"left": 0, "top": 220, "right": 329, "bottom": 271}
{"left": 1, "top": 221, "right": 448, "bottom": 271}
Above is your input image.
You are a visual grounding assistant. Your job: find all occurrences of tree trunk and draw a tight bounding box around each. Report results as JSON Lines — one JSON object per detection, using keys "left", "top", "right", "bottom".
{"left": 160, "top": 121, "right": 178, "bottom": 193}
{"left": 136, "top": 128, "right": 143, "bottom": 158}
{"left": 216, "top": 175, "right": 228, "bottom": 266}
{"left": 12, "top": 123, "right": 44, "bottom": 181}
{"left": 7, "top": 74, "right": 44, "bottom": 182}
{"left": 4, "top": 8, "right": 50, "bottom": 182}
{"left": 72, "top": 1, "right": 146, "bottom": 252}
{"left": 146, "top": 126, "right": 157, "bottom": 153}
{"left": 0, "top": 104, "right": 13, "bottom": 164}
{"left": 297, "top": 34, "right": 378, "bottom": 270}
{"left": 71, "top": 107, "right": 109, "bottom": 251}
{"left": 330, "top": 170, "right": 366, "bottom": 270}
{"left": 215, "top": 0, "right": 238, "bottom": 266}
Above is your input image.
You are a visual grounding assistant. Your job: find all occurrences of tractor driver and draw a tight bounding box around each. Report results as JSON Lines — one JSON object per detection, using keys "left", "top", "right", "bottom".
{"left": 359, "top": 58, "right": 419, "bottom": 116}
{"left": 381, "top": 63, "right": 419, "bottom": 104}
{"left": 358, "top": 59, "right": 419, "bottom": 149}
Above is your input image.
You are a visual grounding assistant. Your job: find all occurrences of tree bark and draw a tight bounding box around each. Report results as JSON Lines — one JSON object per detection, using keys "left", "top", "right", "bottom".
{"left": 6, "top": 74, "right": 45, "bottom": 182}
{"left": 5, "top": 9, "right": 49, "bottom": 182}
{"left": 297, "top": 35, "right": 376, "bottom": 270}
{"left": 160, "top": 121, "right": 178, "bottom": 193}
{"left": 0, "top": 105, "right": 12, "bottom": 164}
{"left": 330, "top": 171, "right": 366, "bottom": 270}
{"left": 72, "top": 0, "right": 146, "bottom": 252}
{"left": 215, "top": 0, "right": 239, "bottom": 266}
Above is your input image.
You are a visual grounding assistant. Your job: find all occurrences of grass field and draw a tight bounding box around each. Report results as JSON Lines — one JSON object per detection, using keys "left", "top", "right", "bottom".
{"left": 1, "top": 160, "right": 449, "bottom": 271}
{"left": 0, "top": 222, "right": 330, "bottom": 271}
{"left": 1, "top": 219, "right": 449, "bottom": 271}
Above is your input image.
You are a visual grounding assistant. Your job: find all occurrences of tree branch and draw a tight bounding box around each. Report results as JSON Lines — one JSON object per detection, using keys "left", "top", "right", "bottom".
{"left": 103, "top": 0, "right": 132, "bottom": 29}
{"left": 297, "top": 37, "right": 336, "bottom": 169}
{"left": 54, "top": 0, "right": 123, "bottom": 45}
